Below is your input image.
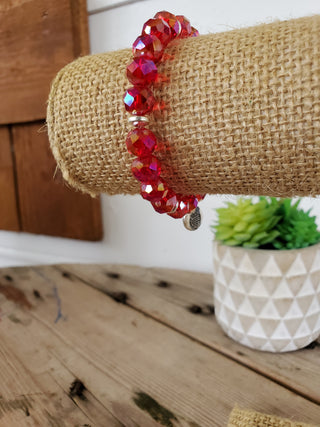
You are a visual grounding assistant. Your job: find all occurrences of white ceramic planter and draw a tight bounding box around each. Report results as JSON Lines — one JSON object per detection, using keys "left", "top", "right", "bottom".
{"left": 213, "top": 241, "right": 320, "bottom": 352}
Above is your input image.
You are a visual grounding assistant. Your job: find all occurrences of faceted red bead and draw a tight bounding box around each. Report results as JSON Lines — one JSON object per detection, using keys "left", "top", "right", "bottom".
{"left": 169, "top": 195, "right": 198, "bottom": 218}
{"left": 196, "top": 194, "right": 206, "bottom": 201}
{"left": 132, "top": 34, "right": 164, "bottom": 62}
{"left": 152, "top": 189, "right": 178, "bottom": 214}
{"left": 142, "top": 18, "right": 172, "bottom": 46}
{"left": 154, "top": 11, "right": 181, "bottom": 38}
{"left": 140, "top": 178, "right": 168, "bottom": 202}
{"left": 176, "top": 15, "right": 192, "bottom": 38}
{"left": 123, "top": 87, "right": 155, "bottom": 115}
{"left": 132, "top": 155, "right": 161, "bottom": 183}
{"left": 190, "top": 26, "right": 199, "bottom": 37}
{"left": 127, "top": 58, "right": 158, "bottom": 86}
{"left": 126, "top": 128, "right": 157, "bottom": 156}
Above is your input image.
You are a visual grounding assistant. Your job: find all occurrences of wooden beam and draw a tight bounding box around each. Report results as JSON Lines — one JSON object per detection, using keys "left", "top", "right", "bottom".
{"left": 70, "top": 0, "right": 90, "bottom": 57}
{"left": 12, "top": 122, "right": 103, "bottom": 240}
{"left": 0, "top": 126, "right": 20, "bottom": 231}
{"left": 0, "top": 0, "right": 79, "bottom": 124}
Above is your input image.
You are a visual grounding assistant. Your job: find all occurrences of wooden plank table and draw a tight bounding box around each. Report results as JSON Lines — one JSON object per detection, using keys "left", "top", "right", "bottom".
{"left": 0, "top": 264, "right": 319, "bottom": 426}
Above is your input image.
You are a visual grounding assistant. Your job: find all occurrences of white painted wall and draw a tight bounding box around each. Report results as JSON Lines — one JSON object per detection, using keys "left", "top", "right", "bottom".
{"left": 0, "top": 0, "right": 319, "bottom": 271}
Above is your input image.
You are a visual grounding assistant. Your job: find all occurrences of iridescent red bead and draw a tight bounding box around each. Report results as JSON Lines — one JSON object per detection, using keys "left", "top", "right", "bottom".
{"left": 152, "top": 189, "right": 178, "bottom": 214}
{"left": 191, "top": 27, "right": 199, "bottom": 37}
{"left": 176, "top": 15, "right": 192, "bottom": 38}
{"left": 169, "top": 195, "right": 198, "bottom": 218}
{"left": 123, "top": 87, "right": 155, "bottom": 115}
{"left": 133, "top": 34, "right": 164, "bottom": 62}
{"left": 140, "top": 179, "right": 168, "bottom": 202}
{"left": 126, "top": 128, "right": 157, "bottom": 156}
{"left": 142, "top": 18, "right": 172, "bottom": 46}
{"left": 154, "top": 11, "right": 181, "bottom": 37}
{"left": 132, "top": 155, "right": 161, "bottom": 182}
{"left": 127, "top": 57, "right": 158, "bottom": 86}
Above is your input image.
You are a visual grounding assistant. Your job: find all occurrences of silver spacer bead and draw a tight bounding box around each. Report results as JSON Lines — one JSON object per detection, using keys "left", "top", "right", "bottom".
{"left": 128, "top": 115, "right": 149, "bottom": 126}
{"left": 183, "top": 207, "right": 202, "bottom": 231}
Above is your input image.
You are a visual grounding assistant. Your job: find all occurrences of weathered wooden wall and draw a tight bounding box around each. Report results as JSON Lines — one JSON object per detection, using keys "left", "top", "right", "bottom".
{"left": 0, "top": 0, "right": 102, "bottom": 240}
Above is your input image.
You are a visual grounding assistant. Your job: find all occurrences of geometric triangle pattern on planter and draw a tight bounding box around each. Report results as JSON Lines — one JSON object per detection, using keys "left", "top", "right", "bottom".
{"left": 213, "top": 241, "right": 320, "bottom": 352}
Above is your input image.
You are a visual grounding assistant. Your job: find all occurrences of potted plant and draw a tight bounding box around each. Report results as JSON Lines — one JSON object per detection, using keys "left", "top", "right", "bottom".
{"left": 211, "top": 197, "right": 320, "bottom": 352}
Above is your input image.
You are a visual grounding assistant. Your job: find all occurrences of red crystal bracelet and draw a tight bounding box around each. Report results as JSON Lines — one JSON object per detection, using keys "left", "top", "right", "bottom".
{"left": 123, "top": 11, "right": 205, "bottom": 230}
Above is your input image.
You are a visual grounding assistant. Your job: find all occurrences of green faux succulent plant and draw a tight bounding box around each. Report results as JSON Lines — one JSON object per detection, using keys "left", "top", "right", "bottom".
{"left": 273, "top": 199, "right": 320, "bottom": 249}
{"left": 212, "top": 197, "right": 320, "bottom": 250}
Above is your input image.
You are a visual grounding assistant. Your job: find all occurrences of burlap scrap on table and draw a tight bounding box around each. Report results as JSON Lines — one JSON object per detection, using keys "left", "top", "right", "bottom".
{"left": 47, "top": 15, "right": 320, "bottom": 197}
{"left": 228, "top": 406, "right": 318, "bottom": 427}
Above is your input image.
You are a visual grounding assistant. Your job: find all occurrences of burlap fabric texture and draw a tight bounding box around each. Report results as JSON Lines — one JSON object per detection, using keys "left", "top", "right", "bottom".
{"left": 47, "top": 15, "right": 320, "bottom": 197}
{"left": 228, "top": 406, "right": 317, "bottom": 427}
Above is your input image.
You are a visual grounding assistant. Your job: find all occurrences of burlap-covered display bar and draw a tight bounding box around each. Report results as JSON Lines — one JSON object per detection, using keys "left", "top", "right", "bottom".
{"left": 47, "top": 15, "right": 320, "bottom": 197}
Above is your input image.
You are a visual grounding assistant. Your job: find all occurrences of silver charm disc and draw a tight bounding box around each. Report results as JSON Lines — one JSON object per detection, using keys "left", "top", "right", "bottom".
{"left": 183, "top": 207, "right": 202, "bottom": 231}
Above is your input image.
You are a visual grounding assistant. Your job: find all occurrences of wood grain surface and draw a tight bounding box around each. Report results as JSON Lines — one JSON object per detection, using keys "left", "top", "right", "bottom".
{"left": 0, "top": 0, "right": 77, "bottom": 124}
{"left": 0, "top": 264, "right": 319, "bottom": 426}
{"left": 62, "top": 264, "right": 320, "bottom": 405}
{"left": 0, "top": 127, "right": 20, "bottom": 231}
{"left": 0, "top": 0, "right": 102, "bottom": 240}
{"left": 12, "top": 122, "right": 103, "bottom": 240}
